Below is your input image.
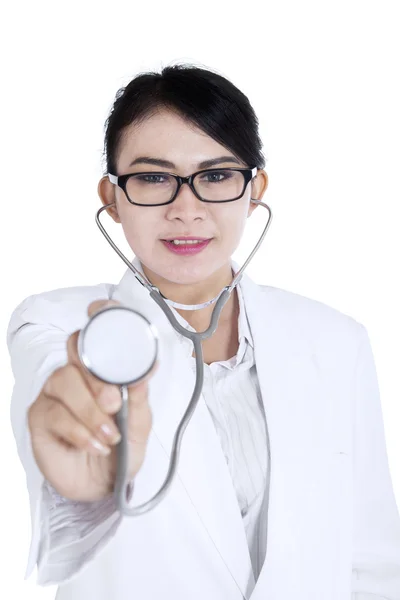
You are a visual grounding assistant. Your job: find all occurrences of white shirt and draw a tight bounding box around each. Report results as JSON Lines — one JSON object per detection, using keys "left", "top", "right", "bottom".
{"left": 42, "top": 277, "right": 271, "bottom": 582}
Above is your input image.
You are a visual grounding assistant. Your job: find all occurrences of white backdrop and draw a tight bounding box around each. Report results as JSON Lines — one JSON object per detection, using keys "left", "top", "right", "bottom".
{"left": 1, "top": 1, "right": 399, "bottom": 598}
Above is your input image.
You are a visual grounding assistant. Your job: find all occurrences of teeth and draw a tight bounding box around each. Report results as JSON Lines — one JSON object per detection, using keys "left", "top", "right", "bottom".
{"left": 170, "top": 239, "right": 205, "bottom": 245}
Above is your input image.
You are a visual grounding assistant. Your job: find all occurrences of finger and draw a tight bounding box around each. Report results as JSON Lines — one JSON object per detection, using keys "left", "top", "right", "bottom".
{"left": 43, "top": 364, "right": 122, "bottom": 446}
{"left": 67, "top": 330, "right": 122, "bottom": 414}
{"left": 40, "top": 394, "right": 112, "bottom": 457}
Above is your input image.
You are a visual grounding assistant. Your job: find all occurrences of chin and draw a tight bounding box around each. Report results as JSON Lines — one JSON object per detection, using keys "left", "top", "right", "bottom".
{"left": 141, "top": 246, "right": 232, "bottom": 285}
{"left": 162, "top": 264, "right": 209, "bottom": 284}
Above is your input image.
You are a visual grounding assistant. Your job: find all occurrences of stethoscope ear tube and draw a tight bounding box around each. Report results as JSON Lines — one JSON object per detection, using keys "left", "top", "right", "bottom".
{"left": 83, "top": 196, "right": 273, "bottom": 516}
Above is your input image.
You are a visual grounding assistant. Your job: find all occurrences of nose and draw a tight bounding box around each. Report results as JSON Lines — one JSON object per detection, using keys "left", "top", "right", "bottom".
{"left": 175, "top": 179, "right": 198, "bottom": 201}
{"left": 168, "top": 180, "right": 206, "bottom": 215}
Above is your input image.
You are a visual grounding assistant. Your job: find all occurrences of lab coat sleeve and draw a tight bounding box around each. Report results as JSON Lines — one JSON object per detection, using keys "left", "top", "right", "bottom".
{"left": 6, "top": 290, "right": 129, "bottom": 586}
{"left": 35, "top": 479, "right": 133, "bottom": 585}
{"left": 351, "top": 324, "right": 400, "bottom": 600}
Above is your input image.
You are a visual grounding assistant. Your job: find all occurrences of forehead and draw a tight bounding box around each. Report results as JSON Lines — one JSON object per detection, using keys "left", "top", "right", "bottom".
{"left": 117, "top": 109, "right": 233, "bottom": 171}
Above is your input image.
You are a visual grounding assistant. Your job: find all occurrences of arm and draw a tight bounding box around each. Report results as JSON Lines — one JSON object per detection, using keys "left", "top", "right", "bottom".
{"left": 351, "top": 324, "right": 400, "bottom": 599}
{"left": 6, "top": 291, "right": 129, "bottom": 586}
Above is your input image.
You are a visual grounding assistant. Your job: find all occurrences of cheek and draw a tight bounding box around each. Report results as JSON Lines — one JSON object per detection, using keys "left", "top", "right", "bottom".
{"left": 217, "top": 204, "right": 248, "bottom": 244}
{"left": 119, "top": 207, "right": 155, "bottom": 253}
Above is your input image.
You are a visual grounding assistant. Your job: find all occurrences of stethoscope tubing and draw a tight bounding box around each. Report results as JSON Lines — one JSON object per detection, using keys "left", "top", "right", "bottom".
{"left": 93, "top": 197, "right": 273, "bottom": 516}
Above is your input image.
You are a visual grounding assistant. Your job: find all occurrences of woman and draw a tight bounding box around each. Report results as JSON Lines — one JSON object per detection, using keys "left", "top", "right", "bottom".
{"left": 7, "top": 64, "right": 400, "bottom": 599}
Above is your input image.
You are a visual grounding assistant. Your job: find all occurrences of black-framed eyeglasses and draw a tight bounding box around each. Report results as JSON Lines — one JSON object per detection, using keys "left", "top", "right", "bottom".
{"left": 107, "top": 166, "right": 258, "bottom": 207}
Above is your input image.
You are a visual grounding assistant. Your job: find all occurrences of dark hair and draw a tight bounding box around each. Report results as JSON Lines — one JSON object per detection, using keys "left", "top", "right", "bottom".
{"left": 101, "top": 63, "right": 266, "bottom": 176}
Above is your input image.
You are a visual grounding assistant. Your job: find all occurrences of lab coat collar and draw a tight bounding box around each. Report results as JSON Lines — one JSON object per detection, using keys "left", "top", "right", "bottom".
{"left": 118, "top": 256, "right": 254, "bottom": 350}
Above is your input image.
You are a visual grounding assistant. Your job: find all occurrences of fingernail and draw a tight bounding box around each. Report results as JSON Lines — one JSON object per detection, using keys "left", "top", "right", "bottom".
{"left": 100, "top": 424, "right": 121, "bottom": 444}
{"left": 89, "top": 438, "right": 111, "bottom": 456}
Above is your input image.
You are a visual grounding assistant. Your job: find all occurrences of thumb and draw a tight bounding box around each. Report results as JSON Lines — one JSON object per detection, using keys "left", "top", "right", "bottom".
{"left": 88, "top": 298, "right": 121, "bottom": 318}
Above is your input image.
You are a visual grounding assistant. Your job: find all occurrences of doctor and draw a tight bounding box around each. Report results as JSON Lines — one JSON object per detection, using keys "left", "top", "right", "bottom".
{"left": 7, "top": 63, "right": 400, "bottom": 599}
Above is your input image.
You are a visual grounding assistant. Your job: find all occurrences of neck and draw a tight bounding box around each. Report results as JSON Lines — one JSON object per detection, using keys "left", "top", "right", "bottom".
{"left": 175, "top": 287, "right": 238, "bottom": 332}
{"left": 140, "top": 261, "right": 237, "bottom": 331}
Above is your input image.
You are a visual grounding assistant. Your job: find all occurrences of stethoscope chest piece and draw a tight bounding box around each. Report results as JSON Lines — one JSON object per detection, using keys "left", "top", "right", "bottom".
{"left": 77, "top": 305, "right": 159, "bottom": 386}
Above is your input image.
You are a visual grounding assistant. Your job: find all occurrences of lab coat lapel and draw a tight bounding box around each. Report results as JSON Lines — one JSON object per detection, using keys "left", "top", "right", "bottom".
{"left": 112, "top": 261, "right": 255, "bottom": 597}
{"left": 239, "top": 265, "right": 351, "bottom": 598}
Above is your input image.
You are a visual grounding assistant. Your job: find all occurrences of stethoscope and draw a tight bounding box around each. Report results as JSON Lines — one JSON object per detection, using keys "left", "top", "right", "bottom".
{"left": 77, "top": 191, "right": 272, "bottom": 516}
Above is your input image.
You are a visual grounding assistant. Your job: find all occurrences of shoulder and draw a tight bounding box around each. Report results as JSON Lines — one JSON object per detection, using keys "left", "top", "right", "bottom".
{"left": 7, "top": 282, "right": 117, "bottom": 338}
{"left": 253, "top": 282, "right": 366, "bottom": 348}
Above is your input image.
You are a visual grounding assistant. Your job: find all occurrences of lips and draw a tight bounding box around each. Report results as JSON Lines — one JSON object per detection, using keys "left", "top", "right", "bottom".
{"left": 161, "top": 238, "right": 212, "bottom": 255}
{"left": 162, "top": 237, "right": 212, "bottom": 241}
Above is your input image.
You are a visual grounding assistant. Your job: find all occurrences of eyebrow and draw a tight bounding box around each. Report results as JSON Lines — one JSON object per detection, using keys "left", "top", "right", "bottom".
{"left": 128, "top": 155, "right": 242, "bottom": 169}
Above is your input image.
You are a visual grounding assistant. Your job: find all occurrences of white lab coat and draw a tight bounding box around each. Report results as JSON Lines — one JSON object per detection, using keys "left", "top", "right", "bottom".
{"left": 7, "top": 259, "right": 400, "bottom": 600}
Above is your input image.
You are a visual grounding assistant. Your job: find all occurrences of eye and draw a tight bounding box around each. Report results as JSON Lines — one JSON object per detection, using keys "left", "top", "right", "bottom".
{"left": 134, "top": 173, "right": 170, "bottom": 184}
{"left": 200, "top": 170, "right": 234, "bottom": 183}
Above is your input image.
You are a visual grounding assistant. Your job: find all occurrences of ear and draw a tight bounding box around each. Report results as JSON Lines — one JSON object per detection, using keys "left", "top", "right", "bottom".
{"left": 97, "top": 176, "right": 121, "bottom": 223}
{"left": 247, "top": 169, "right": 269, "bottom": 218}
